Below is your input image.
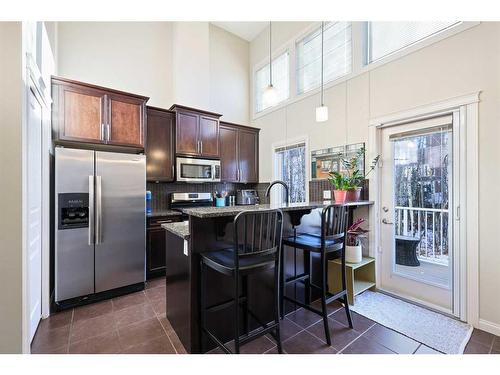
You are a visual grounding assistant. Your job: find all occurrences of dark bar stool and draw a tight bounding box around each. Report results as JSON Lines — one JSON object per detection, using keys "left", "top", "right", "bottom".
{"left": 200, "top": 209, "right": 284, "bottom": 354}
{"left": 281, "top": 204, "right": 353, "bottom": 345}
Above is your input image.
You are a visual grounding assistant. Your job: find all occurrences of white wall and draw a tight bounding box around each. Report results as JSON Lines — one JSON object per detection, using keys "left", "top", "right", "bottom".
{"left": 172, "top": 22, "right": 210, "bottom": 109}
{"left": 56, "top": 22, "right": 250, "bottom": 123}
{"left": 250, "top": 22, "right": 500, "bottom": 330}
{"left": 209, "top": 24, "right": 250, "bottom": 124}
{"left": 57, "top": 22, "right": 174, "bottom": 108}
{"left": 0, "top": 22, "right": 23, "bottom": 353}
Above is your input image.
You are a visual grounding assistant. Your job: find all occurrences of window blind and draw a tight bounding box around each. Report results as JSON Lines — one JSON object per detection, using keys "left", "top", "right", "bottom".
{"left": 255, "top": 51, "right": 290, "bottom": 113}
{"left": 296, "top": 22, "right": 352, "bottom": 95}
{"left": 367, "top": 22, "right": 460, "bottom": 63}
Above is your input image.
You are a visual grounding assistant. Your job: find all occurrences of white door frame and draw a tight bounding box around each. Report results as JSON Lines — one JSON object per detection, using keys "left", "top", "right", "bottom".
{"left": 367, "top": 92, "right": 479, "bottom": 326}
{"left": 22, "top": 50, "right": 53, "bottom": 353}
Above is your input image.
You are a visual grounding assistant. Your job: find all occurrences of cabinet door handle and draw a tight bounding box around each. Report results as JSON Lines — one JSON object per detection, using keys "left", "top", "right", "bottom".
{"left": 106, "top": 124, "right": 110, "bottom": 142}
{"left": 172, "top": 164, "right": 175, "bottom": 179}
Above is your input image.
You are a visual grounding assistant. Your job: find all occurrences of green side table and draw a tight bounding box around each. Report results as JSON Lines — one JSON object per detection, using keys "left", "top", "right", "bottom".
{"left": 328, "top": 256, "right": 376, "bottom": 305}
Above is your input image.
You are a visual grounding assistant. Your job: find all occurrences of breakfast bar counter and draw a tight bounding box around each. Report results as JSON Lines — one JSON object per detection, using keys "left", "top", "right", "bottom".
{"left": 164, "top": 200, "right": 373, "bottom": 353}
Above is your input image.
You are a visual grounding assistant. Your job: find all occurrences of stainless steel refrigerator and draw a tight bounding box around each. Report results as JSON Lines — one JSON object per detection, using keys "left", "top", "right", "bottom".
{"left": 55, "top": 147, "right": 146, "bottom": 304}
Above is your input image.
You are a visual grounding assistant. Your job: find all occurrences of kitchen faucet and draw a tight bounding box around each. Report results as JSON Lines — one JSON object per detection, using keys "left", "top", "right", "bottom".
{"left": 265, "top": 180, "right": 290, "bottom": 204}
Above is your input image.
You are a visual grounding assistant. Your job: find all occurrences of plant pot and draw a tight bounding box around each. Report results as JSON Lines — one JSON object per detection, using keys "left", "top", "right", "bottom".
{"left": 333, "top": 190, "right": 347, "bottom": 203}
{"left": 345, "top": 245, "right": 363, "bottom": 263}
{"left": 346, "top": 187, "right": 362, "bottom": 202}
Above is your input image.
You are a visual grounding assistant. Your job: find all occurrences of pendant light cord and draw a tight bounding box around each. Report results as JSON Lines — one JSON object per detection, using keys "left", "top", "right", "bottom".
{"left": 269, "top": 21, "right": 273, "bottom": 86}
{"left": 320, "top": 21, "right": 324, "bottom": 106}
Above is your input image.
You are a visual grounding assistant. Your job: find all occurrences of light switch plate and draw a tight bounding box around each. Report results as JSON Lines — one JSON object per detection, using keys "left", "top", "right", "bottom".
{"left": 323, "top": 190, "right": 332, "bottom": 199}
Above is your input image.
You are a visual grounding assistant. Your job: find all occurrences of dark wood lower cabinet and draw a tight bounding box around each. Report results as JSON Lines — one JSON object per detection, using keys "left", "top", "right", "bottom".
{"left": 147, "top": 216, "right": 182, "bottom": 279}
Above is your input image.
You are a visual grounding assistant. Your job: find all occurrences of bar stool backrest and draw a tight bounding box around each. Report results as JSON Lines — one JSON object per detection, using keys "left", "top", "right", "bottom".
{"left": 321, "top": 205, "right": 348, "bottom": 251}
{"left": 233, "top": 209, "right": 284, "bottom": 269}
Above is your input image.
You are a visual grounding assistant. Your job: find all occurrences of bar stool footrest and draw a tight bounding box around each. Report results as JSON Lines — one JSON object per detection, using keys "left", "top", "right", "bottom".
{"left": 285, "top": 273, "right": 310, "bottom": 285}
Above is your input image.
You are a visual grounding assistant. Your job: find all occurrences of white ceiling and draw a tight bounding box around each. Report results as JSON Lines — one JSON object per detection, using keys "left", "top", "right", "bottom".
{"left": 211, "top": 22, "right": 268, "bottom": 42}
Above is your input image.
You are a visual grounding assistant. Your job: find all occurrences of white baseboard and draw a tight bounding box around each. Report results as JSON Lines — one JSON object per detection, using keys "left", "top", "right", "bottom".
{"left": 478, "top": 319, "right": 500, "bottom": 337}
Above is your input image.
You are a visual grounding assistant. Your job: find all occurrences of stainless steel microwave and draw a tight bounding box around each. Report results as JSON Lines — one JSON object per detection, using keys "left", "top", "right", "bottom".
{"left": 176, "top": 157, "right": 221, "bottom": 183}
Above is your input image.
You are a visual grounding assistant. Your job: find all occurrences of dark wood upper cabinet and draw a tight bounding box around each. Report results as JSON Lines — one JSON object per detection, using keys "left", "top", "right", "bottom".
{"left": 107, "top": 94, "right": 145, "bottom": 148}
{"left": 52, "top": 76, "right": 148, "bottom": 148}
{"left": 219, "top": 121, "right": 260, "bottom": 183}
{"left": 199, "top": 116, "right": 219, "bottom": 158}
{"left": 170, "top": 104, "right": 222, "bottom": 159}
{"left": 238, "top": 128, "right": 259, "bottom": 183}
{"left": 52, "top": 81, "right": 107, "bottom": 144}
{"left": 220, "top": 124, "right": 239, "bottom": 182}
{"left": 176, "top": 111, "right": 199, "bottom": 156}
{"left": 146, "top": 106, "right": 175, "bottom": 182}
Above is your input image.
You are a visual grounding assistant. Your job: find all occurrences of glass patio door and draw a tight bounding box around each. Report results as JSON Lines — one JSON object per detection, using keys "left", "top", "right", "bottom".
{"left": 379, "top": 114, "right": 456, "bottom": 314}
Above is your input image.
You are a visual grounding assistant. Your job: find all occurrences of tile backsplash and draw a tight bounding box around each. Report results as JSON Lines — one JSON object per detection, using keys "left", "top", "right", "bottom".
{"left": 147, "top": 179, "right": 369, "bottom": 212}
{"left": 147, "top": 182, "right": 260, "bottom": 211}
{"left": 308, "top": 179, "right": 369, "bottom": 202}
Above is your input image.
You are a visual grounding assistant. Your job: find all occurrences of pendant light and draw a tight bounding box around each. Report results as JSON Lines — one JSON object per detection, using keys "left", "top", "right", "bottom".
{"left": 262, "top": 21, "right": 278, "bottom": 108}
{"left": 316, "top": 21, "right": 328, "bottom": 122}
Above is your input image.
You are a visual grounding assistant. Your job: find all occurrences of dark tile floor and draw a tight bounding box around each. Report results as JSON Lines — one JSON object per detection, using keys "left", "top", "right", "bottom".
{"left": 31, "top": 277, "right": 185, "bottom": 354}
{"left": 32, "top": 277, "right": 500, "bottom": 354}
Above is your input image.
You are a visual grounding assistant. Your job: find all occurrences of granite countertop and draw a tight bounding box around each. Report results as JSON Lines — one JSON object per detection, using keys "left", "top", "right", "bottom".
{"left": 147, "top": 209, "right": 183, "bottom": 218}
{"left": 162, "top": 221, "right": 190, "bottom": 239}
{"left": 181, "top": 200, "right": 374, "bottom": 218}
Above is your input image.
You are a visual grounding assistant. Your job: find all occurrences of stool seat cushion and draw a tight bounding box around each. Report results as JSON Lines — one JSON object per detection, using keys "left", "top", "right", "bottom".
{"left": 283, "top": 233, "right": 338, "bottom": 251}
{"left": 201, "top": 248, "right": 275, "bottom": 275}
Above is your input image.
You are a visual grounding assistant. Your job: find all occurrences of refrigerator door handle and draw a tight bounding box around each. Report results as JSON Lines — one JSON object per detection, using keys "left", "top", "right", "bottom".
{"left": 96, "top": 175, "right": 103, "bottom": 244}
{"left": 88, "top": 176, "right": 95, "bottom": 245}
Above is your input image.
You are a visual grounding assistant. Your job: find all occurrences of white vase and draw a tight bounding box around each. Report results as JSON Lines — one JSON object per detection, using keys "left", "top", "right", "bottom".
{"left": 345, "top": 245, "right": 362, "bottom": 263}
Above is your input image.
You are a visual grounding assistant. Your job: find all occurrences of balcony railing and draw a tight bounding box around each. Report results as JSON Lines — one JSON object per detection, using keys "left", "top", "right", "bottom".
{"left": 394, "top": 206, "right": 449, "bottom": 265}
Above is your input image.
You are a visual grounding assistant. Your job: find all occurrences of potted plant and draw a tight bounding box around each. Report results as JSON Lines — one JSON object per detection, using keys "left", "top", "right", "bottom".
{"left": 345, "top": 218, "right": 369, "bottom": 263}
{"left": 327, "top": 171, "right": 350, "bottom": 203}
{"left": 329, "top": 147, "right": 380, "bottom": 202}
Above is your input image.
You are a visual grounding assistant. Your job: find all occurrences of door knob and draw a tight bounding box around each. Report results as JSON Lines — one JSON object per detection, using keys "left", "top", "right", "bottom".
{"left": 382, "top": 218, "right": 394, "bottom": 225}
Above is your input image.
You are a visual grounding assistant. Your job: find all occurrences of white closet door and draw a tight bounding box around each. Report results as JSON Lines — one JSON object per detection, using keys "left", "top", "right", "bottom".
{"left": 27, "top": 86, "right": 43, "bottom": 342}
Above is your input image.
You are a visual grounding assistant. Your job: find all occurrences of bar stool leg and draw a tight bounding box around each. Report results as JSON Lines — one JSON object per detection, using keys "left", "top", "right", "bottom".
{"left": 304, "top": 250, "right": 311, "bottom": 305}
{"left": 320, "top": 252, "right": 332, "bottom": 345}
{"left": 200, "top": 260, "right": 206, "bottom": 353}
{"left": 234, "top": 272, "right": 240, "bottom": 354}
{"left": 274, "top": 258, "right": 283, "bottom": 353}
{"left": 280, "top": 250, "right": 285, "bottom": 319}
{"left": 341, "top": 257, "right": 353, "bottom": 328}
{"left": 293, "top": 228, "right": 298, "bottom": 313}
{"left": 243, "top": 275, "right": 249, "bottom": 335}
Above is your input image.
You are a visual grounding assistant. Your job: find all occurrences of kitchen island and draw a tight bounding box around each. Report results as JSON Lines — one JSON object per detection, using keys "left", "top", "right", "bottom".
{"left": 162, "top": 200, "right": 373, "bottom": 353}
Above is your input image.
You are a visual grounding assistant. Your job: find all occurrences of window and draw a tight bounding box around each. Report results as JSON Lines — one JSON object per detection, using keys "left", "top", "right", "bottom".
{"left": 367, "top": 22, "right": 461, "bottom": 63}
{"left": 255, "top": 51, "right": 289, "bottom": 113}
{"left": 296, "top": 22, "right": 352, "bottom": 95}
{"left": 273, "top": 142, "right": 307, "bottom": 204}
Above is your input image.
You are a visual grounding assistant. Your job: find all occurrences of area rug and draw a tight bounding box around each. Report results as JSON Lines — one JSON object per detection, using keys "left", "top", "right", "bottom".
{"left": 351, "top": 290, "right": 473, "bottom": 354}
